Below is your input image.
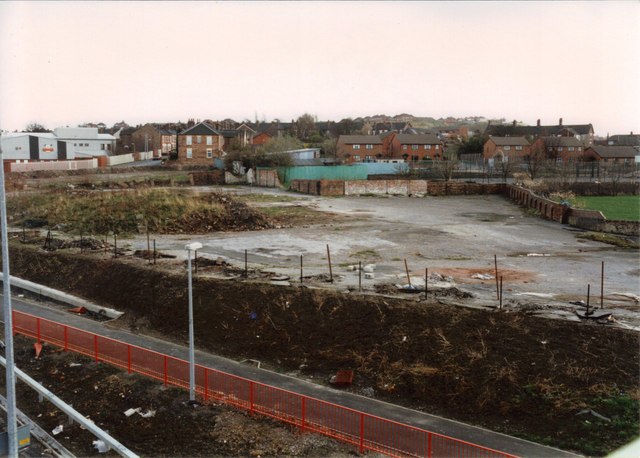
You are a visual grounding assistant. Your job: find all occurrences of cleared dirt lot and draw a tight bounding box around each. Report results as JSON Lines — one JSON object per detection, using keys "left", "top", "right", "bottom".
{"left": 132, "top": 188, "right": 639, "bottom": 328}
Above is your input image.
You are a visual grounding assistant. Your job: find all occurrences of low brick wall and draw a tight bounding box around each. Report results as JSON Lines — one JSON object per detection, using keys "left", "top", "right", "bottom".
{"left": 189, "top": 171, "right": 224, "bottom": 185}
{"left": 427, "top": 182, "right": 505, "bottom": 196}
{"left": 507, "top": 185, "right": 569, "bottom": 223}
{"left": 344, "top": 180, "right": 427, "bottom": 196}
{"left": 290, "top": 179, "right": 344, "bottom": 196}
{"left": 256, "top": 169, "right": 283, "bottom": 188}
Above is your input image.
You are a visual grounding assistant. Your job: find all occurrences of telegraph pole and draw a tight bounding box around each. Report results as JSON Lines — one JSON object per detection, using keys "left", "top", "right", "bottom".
{"left": 0, "top": 146, "right": 18, "bottom": 457}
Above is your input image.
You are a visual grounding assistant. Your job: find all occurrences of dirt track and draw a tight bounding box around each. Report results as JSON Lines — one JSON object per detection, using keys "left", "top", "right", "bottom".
{"left": 7, "top": 243, "right": 639, "bottom": 456}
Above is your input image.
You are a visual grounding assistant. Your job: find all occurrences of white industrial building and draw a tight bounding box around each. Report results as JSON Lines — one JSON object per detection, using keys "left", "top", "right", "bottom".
{"left": 1, "top": 127, "right": 116, "bottom": 162}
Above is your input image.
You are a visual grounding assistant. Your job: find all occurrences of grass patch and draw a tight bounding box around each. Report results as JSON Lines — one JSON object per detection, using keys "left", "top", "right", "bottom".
{"left": 443, "top": 255, "right": 472, "bottom": 261}
{"left": 256, "top": 205, "right": 334, "bottom": 226}
{"left": 577, "top": 232, "right": 639, "bottom": 249}
{"left": 7, "top": 189, "right": 271, "bottom": 235}
{"left": 233, "top": 193, "right": 300, "bottom": 203}
{"left": 574, "top": 196, "right": 640, "bottom": 221}
{"left": 349, "top": 250, "right": 380, "bottom": 259}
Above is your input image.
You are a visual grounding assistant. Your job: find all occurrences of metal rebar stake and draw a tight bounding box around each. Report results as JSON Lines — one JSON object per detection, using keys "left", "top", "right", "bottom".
{"left": 0, "top": 147, "right": 19, "bottom": 457}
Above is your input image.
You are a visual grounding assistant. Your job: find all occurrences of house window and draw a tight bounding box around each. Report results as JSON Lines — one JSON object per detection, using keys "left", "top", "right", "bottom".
{"left": 578, "top": 147, "right": 582, "bottom": 152}
{"left": 207, "top": 136, "right": 212, "bottom": 145}
{"left": 515, "top": 146, "right": 523, "bottom": 151}
{"left": 100, "top": 144, "right": 105, "bottom": 150}
{"left": 424, "top": 145, "right": 430, "bottom": 150}
{"left": 365, "top": 155, "right": 373, "bottom": 161}
{"left": 568, "top": 147, "right": 575, "bottom": 152}
{"left": 206, "top": 148, "right": 212, "bottom": 158}
{"left": 74, "top": 143, "right": 77, "bottom": 147}
{"left": 558, "top": 147, "right": 563, "bottom": 152}
{"left": 186, "top": 148, "right": 192, "bottom": 158}
{"left": 352, "top": 155, "right": 360, "bottom": 162}
{"left": 186, "top": 136, "right": 192, "bottom": 145}
{"left": 504, "top": 146, "right": 511, "bottom": 151}
{"left": 435, "top": 145, "right": 440, "bottom": 150}
{"left": 352, "top": 144, "right": 360, "bottom": 150}
{"left": 365, "top": 144, "right": 373, "bottom": 150}
{"left": 197, "top": 136, "right": 201, "bottom": 143}
{"left": 411, "top": 155, "right": 419, "bottom": 162}
{"left": 403, "top": 145, "right": 407, "bottom": 150}
{"left": 412, "top": 145, "right": 418, "bottom": 150}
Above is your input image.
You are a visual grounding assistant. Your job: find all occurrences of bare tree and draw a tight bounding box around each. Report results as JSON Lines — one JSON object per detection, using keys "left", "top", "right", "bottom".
{"left": 524, "top": 142, "right": 548, "bottom": 180}
{"left": 436, "top": 158, "right": 460, "bottom": 181}
{"left": 24, "top": 122, "right": 50, "bottom": 132}
{"left": 295, "top": 113, "right": 317, "bottom": 141}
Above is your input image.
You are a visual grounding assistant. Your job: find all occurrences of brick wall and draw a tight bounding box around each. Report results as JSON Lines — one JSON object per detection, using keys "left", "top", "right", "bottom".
{"left": 292, "top": 179, "right": 428, "bottom": 196}
{"left": 507, "top": 185, "right": 569, "bottom": 223}
{"left": 290, "top": 179, "right": 344, "bottom": 196}
{"left": 189, "top": 171, "right": 224, "bottom": 185}
{"left": 427, "top": 182, "right": 505, "bottom": 196}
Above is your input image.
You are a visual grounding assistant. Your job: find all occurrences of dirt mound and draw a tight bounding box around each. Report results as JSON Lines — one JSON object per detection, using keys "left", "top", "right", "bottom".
{"left": 8, "top": 244, "right": 639, "bottom": 456}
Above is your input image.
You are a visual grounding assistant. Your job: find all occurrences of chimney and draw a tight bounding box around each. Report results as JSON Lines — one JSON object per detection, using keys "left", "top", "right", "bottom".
{"left": 631, "top": 131, "right": 634, "bottom": 135}
{"left": 558, "top": 117, "right": 563, "bottom": 126}
{"left": 536, "top": 119, "right": 540, "bottom": 127}
{"left": 512, "top": 120, "right": 517, "bottom": 127}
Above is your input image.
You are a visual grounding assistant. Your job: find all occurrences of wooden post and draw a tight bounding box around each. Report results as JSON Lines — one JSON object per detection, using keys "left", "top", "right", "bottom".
{"left": 147, "top": 228, "right": 151, "bottom": 264}
{"left": 244, "top": 249, "right": 248, "bottom": 278}
{"left": 153, "top": 239, "right": 156, "bottom": 264}
{"left": 80, "top": 228, "right": 83, "bottom": 254}
{"left": 404, "top": 259, "right": 412, "bottom": 287}
{"left": 586, "top": 284, "right": 591, "bottom": 315}
{"left": 494, "top": 254, "right": 499, "bottom": 300}
{"left": 22, "top": 223, "right": 25, "bottom": 243}
{"left": 600, "top": 261, "right": 604, "bottom": 309}
{"left": 195, "top": 250, "right": 198, "bottom": 274}
{"left": 105, "top": 233, "right": 108, "bottom": 254}
{"left": 300, "top": 255, "right": 303, "bottom": 284}
{"left": 114, "top": 233, "right": 117, "bottom": 258}
{"left": 499, "top": 276, "right": 503, "bottom": 310}
{"left": 326, "top": 244, "right": 333, "bottom": 282}
{"left": 425, "top": 268, "right": 428, "bottom": 301}
{"left": 358, "top": 261, "right": 362, "bottom": 291}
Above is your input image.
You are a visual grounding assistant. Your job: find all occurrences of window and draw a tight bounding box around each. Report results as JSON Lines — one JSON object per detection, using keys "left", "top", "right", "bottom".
{"left": 424, "top": 145, "right": 430, "bottom": 150}
{"left": 186, "top": 148, "right": 192, "bottom": 158}
{"left": 558, "top": 147, "right": 563, "bottom": 152}
{"left": 197, "top": 136, "right": 201, "bottom": 143}
{"left": 403, "top": 145, "right": 407, "bottom": 150}
{"left": 515, "top": 146, "right": 523, "bottom": 151}
{"left": 435, "top": 145, "right": 440, "bottom": 150}
{"left": 365, "top": 144, "right": 373, "bottom": 150}
{"left": 504, "top": 146, "right": 511, "bottom": 151}
{"left": 365, "top": 155, "right": 373, "bottom": 161}
{"left": 411, "top": 155, "right": 419, "bottom": 162}
{"left": 352, "top": 155, "right": 360, "bottom": 162}
{"left": 568, "top": 147, "right": 575, "bottom": 152}
{"left": 412, "top": 144, "right": 418, "bottom": 150}
{"left": 74, "top": 143, "right": 77, "bottom": 147}
{"left": 101, "top": 144, "right": 105, "bottom": 150}
{"left": 556, "top": 157, "right": 562, "bottom": 163}
{"left": 206, "top": 148, "right": 212, "bottom": 158}
{"left": 352, "top": 144, "right": 360, "bottom": 150}
{"left": 207, "top": 136, "right": 212, "bottom": 145}
{"left": 578, "top": 147, "right": 582, "bottom": 152}
{"left": 186, "top": 136, "right": 192, "bottom": 145}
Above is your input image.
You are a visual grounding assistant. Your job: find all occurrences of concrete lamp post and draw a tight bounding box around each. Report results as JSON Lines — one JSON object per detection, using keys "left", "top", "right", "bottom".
{"left": 185, "top": 242, "right": 203, "bottom": 402}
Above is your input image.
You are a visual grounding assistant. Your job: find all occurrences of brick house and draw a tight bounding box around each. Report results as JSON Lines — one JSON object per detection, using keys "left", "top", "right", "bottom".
{"left": 336, "top": 135, "right": 384, "bottom": 163}
{"left": 485, "top": 118, "right": 595, "bottom": 147}
{"left": 584, "top": 145, "right": 638, "bottom": 164}
{"left": 530, "top": 136, "right": 584, "bottom": 163}
{"left": 390, "top": 134, "right": 444, "bottom": 162}
{"left": 483, "top": 136, "right": 531, "bottom": 162}
{"left": 177, "top": 122, "right": 224, "bottom": 164}
{"left": 131, "top": 124, "right": 176, "bottom": 156}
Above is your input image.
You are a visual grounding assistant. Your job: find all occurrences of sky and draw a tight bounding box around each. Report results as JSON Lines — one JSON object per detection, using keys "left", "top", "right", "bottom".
{"left": 0, "top": 1, "right": 638, "bottom": 136}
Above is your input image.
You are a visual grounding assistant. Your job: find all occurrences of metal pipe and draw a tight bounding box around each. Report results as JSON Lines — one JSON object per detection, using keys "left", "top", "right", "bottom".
{"left": 0, "top": 355, "right": 138, "bottom": 458}
{"left": 494, "top": 255, "right": 499, "bottom": 300}
{"left": 326, "top": 244, "right": 333, "bottom": 282}
{"left": 0, "top": 146, "right": 18, "bottom": 457}
{"left": 600, "top": 261, "right": 604, "bottom": 309}
{"left": 404, "top": 259, "right": 412, "bottom": 287}
{"left": 187, "top": 249, "right": 195, "bottom": 401}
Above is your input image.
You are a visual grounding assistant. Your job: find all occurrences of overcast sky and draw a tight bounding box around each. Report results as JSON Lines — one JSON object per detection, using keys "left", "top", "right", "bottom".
{"left": 1, "top": 1, "right": 638, "bottom": 135}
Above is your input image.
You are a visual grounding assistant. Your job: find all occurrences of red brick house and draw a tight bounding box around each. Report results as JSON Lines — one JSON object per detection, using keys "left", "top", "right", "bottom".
{"left": 483, "top": 136, "right": 531, "bottom": 162}
{"left": 177, "top": 122, "right": 224, "bottom": 164}
{"left": 530, "top": 136, "right": 584, "bottom": 163}
{"left": 584, "top": 145, "right": 638, "bottom": 164}
{"left": 390, "top": 134, "right": 444, "bottom": 162}
{"left": 336, "top": 135, "right": 384, "bottom": 163}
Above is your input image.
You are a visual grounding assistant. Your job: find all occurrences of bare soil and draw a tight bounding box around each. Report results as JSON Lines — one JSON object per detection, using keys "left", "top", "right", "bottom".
{"left": 2, "top": 336, "right": 356, "bottom": 457}
{"left": 7, "top": 242, "right": 639, "bottom": 456}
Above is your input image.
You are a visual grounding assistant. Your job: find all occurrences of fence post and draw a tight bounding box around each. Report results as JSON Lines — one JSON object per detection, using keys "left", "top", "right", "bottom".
{"left": 360, "top": 412, "right": 365, "bottom": 453}
{"left": 94, "top": 335, "right": 98, "bottom": 363}
{"left": 127, "top": 345, "right": 131, "bottom": 374}
{"left": 428, "top": 432, "right": 432, "bottom": 458}
{"left": 163, "top": 356, "right": 168, "bottom": 386}
{"left": 36, "top": 317, "right": 41, "bottom": 343}
{"left": 12, "top": 310, "right": 15, "bottom": 336}
{"left": 250, "top": 381, "right": 254, "bottom": 415}
{"left": 301, "top": 397, "right": 306, "bottom": 432}
{"left": 64, "top": 327, "right": 68, "bottom": 352}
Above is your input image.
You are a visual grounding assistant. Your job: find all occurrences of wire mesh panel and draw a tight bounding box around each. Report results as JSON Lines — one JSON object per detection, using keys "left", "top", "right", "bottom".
{"left": 128, "top": 345, "right": 165, "bottom": 381}
{"left": 165, "top": 355, "right": 189, "bottom": 389}
{"left": 208, "top": 370, "right": 251, "bottom": 410}
{"left": 95, "top": 335, "right": 128, "bottom": 369}
{"left": 65, "top": 326, "right": 96, "bottom": 358}
{"left": 305, "top": 397, "right": 361, "bottom": 446}
{"left": 37, "top": 318, "right": 65, "bottom": 347}
{"left": 12, "top": 312, "right": 38, "bottom": 338}
{"left": 252, "top": 382, "right": 302, "bottom": 426}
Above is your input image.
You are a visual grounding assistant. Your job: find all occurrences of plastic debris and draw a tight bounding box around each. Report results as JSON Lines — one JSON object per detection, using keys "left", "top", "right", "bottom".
{"left": 69, "top": 363, "right": 82, "bottom": 367}
{"left": 52, "top": 425, "right": 63, "bottom": 435}
{"left": 576, "top": 409, "right": 611, "bottom": 423}
{"left": 139, "top": 410, "right": 156, "bottom": 418}
{"left": 34, "top": 342, "right": 43, "bottom": 357}
{"left": 347, "top": 265, "right": 357, "bottom": 271}
{"left": 526, "top": 253, "right": 550, "bottom": 257}
{"left": 124, "top": 407, "right": 140, "bottom": 417}
{"left": 472, "top": 273, "right": 494, "bottom": 280}
{"left": 68, "top": 306, "right": 87, "bottom": 314}
{"left": 93, "top": 440, "right": 109, "bottom": 453}
{"left": 361, "top": 387, "right": 375, "bottom": 397}
{"left": 363, "top": 264, "right": 376, "bottom": 273}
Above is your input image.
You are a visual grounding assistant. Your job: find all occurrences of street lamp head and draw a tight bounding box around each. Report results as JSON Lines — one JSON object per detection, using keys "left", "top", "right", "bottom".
{"left": 185, "top": 242, "right": 203, "bottom": 252}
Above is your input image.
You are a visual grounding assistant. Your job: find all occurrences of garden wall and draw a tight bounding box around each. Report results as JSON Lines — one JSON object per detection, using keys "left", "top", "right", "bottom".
{"left": 426, "top": 182, "right": 505, "bottom": 196}
{"left": 256, "top": 169, "right": 283, "bottom": 188}
{"left": 290, "top": 179, "right": 428, "bottom": 196}
{"left": 507, "top": 185, "right": 569, "bottom": 223}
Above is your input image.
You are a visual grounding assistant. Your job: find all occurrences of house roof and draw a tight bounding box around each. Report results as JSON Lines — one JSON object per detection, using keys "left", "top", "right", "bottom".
{"left": 489, "top": 136, "right": 530, "bottom": 146}
{"left": 485, "top": 123, "right": 593, "bottom": 137}
{"left": 339, "top": 135, "right": 382, "bottom": 144}
{"left": 396, "top": 134, "right": 442, "bottom": 145}
{"left": 220, "top": 129, "right": 240, "bottom": 138}
{"left": 537, "top": 136, "right": 583, "bottom": 147}
{"left": 588, "top": 145, "right": 639, "bottom": 159}
{"left": 608, "top": 134, "right": 640, "bottom": 146}
{"left": 404, "top": 127, "right": 437, "bottom": 135}
{"left": 181, "top": 122, "right": 221, "bottom": 136}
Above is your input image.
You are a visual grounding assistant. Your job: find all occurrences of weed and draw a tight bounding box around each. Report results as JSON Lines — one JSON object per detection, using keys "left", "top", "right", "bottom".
{"left": 577, "top": 232, "right": 639, "bottom": 249}
{"left": 443, "top": 255, "right": 472, "bottom": 261}
{"left": 349, "top": 250, "right": 380, "bottom": 259}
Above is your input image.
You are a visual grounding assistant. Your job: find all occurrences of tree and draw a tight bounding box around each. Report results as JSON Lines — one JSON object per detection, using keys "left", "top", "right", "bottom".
{"left": 494, "top": 156, "right": 517, "bottom": 181}
{"left": 24, "top": 122, "right": 50, "bottom": 133}
{"left": 321, "top": 138, "right": 337, "bottom": 159}
{"left": 295, "top": 113, "right": 316, "bottom": 140}
{"left": 435, "top": 158, "right": 460, "bottom": 181}
{"left": 332, "top": 118, "right": 355, "bottom": 137}
{"left": 456, "top": 135, "right": 487, "bottom": 157}
{"left": 263, "top": 136, "right": 303, "bottom": 153}
{"left": 524, "top": 141, "right": 548, "bottom": 180}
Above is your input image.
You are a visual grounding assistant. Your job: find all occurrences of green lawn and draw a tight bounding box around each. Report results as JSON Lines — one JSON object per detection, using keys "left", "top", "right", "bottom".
{"left": 575, "top": 196, "right": 640, "bottom": 221}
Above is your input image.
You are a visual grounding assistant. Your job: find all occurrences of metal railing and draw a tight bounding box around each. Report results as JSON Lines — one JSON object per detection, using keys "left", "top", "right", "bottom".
{"left": 13, "top": 311, "right": 517, "bottom": 458}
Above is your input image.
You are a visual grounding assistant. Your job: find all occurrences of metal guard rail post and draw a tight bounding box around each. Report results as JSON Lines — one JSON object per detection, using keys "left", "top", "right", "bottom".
{"left": 12, "top": 310, "right": 518, "bottom": 458}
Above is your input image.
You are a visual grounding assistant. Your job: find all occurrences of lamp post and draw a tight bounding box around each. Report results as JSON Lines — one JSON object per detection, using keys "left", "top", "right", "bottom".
{"left": 185, "top": 242, "right": 202, "bottom": 402}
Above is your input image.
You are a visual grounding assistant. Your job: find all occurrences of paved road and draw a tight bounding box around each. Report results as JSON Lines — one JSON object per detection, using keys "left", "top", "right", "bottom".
{"left": 8, "top": 294, "right": 579, "bottom": 458}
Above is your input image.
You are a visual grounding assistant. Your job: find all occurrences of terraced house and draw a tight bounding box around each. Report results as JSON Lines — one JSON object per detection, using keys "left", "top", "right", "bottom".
{"left": 177, "top": 122, "right": 224, "bottom": 164}
{"left": 390, "top": 134, "right": 444, "bottom": 162}
{"left": 483, "top": 136, "right": 531, "bottom": 162}
{"left": 336, "top": 135, "right": 383, "bottom": 163}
